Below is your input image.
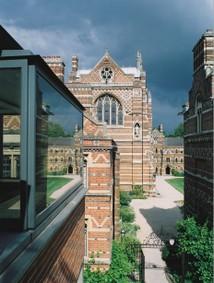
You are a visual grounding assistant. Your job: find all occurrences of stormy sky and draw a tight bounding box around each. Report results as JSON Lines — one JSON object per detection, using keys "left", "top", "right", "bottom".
{"left": 1, "top": 0, "right": 213, "bottom": 132}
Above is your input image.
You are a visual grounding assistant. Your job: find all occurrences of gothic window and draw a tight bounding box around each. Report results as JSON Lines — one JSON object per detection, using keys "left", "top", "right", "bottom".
{"left": 96, "top": 94, "right": 123, "bottom": 125}
{"left": 166, "top": 157, "right": 170, "bottom": 162}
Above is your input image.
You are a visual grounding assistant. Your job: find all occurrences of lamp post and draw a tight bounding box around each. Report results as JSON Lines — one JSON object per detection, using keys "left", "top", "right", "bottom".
{"left": 169, "top": 238, "right": 175, "bottom": 246}
{"left": 169, "top": 238, "right": 185, "bottom": 283}
{"left": 121, "top": 229, "right": 125, "bottom": 241}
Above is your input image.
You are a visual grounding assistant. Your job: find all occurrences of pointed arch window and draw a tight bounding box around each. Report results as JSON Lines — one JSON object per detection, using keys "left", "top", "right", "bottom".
{"left": 96, "top": 94, "right": 123, "bottom": 125}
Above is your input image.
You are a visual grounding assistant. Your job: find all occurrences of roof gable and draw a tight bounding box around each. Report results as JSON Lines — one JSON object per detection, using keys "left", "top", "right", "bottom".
{"left": 77, "top": 51, "right": 135, "bottom": 84}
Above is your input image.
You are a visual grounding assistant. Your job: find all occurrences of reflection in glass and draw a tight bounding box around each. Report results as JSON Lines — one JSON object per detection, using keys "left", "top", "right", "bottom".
{"left": 36, "top": 74, "right": 83, "bottom": 214}
{"left": 0, "top": 68, "right": 21, "bottom": 220}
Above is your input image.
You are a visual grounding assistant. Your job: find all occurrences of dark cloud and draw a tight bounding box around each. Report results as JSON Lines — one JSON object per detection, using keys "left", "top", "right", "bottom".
{"left": 0, "top": 0, "right": 213, "bottom": 131}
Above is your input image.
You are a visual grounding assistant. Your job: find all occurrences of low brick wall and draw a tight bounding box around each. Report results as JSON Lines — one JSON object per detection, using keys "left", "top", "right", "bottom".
{"left": 20, "top": 199, "right": 85, "bottom": 283}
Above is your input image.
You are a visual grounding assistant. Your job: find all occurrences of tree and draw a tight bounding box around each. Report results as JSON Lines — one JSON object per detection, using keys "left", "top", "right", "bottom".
{"left": 165, "top": 123, "right": 184, "bottom": 137}
{"left": 176, "top": 218, "right": 213, "bottom": 283}
{"left": 173, "top": 123, "right": 184, "bottom": 137}
{"left": 162, "top": 218, "right": 213, "bottom": 283}
{"left": 48, "top": 121, "right": 72, "bottom": 137}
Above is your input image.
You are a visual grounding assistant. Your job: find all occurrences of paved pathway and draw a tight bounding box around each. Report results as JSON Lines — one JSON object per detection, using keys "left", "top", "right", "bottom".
{"left": 131, "top": 176, "right": 183, "bottom": 283}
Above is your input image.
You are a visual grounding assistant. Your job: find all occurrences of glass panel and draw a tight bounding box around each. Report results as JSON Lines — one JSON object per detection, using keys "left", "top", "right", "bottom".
{"left": 0, "top": 68, "right": 21, "bottom": 220}
{"left": 97, "top": 99, "right": 102, "bottom": 122}
{"left": 118, "top": 107, "right": 123, "bottom": 125}
{"left": 104, "top": 97, "right": 110, "bottom": 124}
{"left": 111, "top": 100, "right": 116, "bottom": 125}
{"left": 36, "top": 74, "right": 83, "bottom": 214}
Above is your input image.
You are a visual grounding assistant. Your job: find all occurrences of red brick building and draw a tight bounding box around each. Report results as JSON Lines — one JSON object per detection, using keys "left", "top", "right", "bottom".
{"left": 44, "top": 51, "right": 154, "bottom": 269}
{"left": 184, "top": 29, "right": 214, "bottom": 225}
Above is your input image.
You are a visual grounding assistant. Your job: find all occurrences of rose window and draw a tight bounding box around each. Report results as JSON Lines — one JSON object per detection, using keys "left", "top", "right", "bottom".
{"left": 101, "top": 67, "right": 113, "bottom": 82}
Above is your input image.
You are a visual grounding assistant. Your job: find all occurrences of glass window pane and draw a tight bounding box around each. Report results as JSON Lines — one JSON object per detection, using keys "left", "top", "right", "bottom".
{"left": 118, "top": 108, "right": 123, "bottom": 125}
{"left": 104, "top": 98, "right": 110, "bottom": 124}
{"left": 97, "top": 100, "right": 102, "bottom": 122}
{"left": 111, "top": 100, "right": 116, "bottom": 125}
{"left": 0, "top": 68, "right": 21, "bottom": 220}
{"left": 36, "top": 74, "right": 83, "bottom": 214}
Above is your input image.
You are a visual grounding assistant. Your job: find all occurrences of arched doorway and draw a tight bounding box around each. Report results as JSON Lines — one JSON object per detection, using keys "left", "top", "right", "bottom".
{"left": 165, "top": 166, "right": 170, "bottom": 175}
{"left": 68, "top": 164, "right": 73, "bottom": 174}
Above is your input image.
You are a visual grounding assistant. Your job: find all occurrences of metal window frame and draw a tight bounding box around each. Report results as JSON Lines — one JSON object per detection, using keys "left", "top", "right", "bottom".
{"left": 0, "top": 59, "right": 29, "bottom": 229}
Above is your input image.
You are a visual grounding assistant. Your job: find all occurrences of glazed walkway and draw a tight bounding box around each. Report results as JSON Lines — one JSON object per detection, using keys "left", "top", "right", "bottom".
{"left": 131, "top": 176, "right": 183, "bottom": 283}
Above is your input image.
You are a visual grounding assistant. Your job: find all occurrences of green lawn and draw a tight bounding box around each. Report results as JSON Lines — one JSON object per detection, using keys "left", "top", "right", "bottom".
{"left": 47, "top": 177, "right": 71, "bottom": 199}
{"left": 166, "top": 177, "right": 184, "bottom": 194}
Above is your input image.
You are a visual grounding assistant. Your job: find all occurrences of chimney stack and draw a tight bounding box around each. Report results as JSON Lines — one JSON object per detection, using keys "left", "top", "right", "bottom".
{"left": 159, "top": 123, "right": 163, "bottom": 133}
{"left": 43, "top": 56, "right": 65, "bottom": 82}
{"left": 72, "top": 56, "right": 79, "bottom": 73}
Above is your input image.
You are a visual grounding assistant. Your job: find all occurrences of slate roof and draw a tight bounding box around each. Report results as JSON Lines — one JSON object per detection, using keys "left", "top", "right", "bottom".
{"left": 164, "top": 137, "right": 183, "bottom": 146}
{"left": 48, "top": 137, "right": 74, "bottom": 146}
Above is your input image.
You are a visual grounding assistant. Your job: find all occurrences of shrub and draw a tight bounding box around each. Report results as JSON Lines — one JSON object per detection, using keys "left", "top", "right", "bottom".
{"left": 130, "top": 185, "right": 146, "bottom": 199}
{"left": 171, "top": 169, "right": 184, "bottom": 177}
{"left": 120, "top": 206, "right": 135, "bottom": 223}
{"left": 122, "top": 236, "right": 140, "bottom": 269}
{"left": 120, "top": 191, "right": 132, "bottom": 206}
{"left": 84, "top": 241, "right": 132, "bottom": 283}
{"left": 121, "top": 222, "right": 140, "bottom": 237}
{"left": 107, "top": 241, "right": 132, "bottom": 282}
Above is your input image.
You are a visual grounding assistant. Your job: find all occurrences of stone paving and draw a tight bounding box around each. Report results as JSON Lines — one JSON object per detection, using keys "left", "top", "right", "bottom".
{"left": 131, "top": 175, "right": 183, "bottom": 283}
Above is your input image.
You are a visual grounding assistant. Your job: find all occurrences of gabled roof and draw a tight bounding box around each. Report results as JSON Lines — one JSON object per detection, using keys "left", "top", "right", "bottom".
{"left": 76, "top": 51, "right": 143, "bottom": 78}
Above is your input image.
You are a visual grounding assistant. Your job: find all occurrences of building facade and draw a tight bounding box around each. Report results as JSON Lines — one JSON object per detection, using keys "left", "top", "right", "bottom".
{"left": 184, "top": 29, "right": 214, "bottom": 225}
{"left": 152, "top": 125, "right": 184, "bottom": 175}
{"left": 44, "top": 51, "right": 154, "bottom": 269}
{"left": 67, "top": 51, "right": 154, "bottom": 192}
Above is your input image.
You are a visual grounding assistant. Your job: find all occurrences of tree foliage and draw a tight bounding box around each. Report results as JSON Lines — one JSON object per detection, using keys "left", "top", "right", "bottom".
{"left": 120, "top": 206, "right": 135, "bottom": 223}
{"left": 163, "top": 217, "right": 213, "bottom": 283}
{"left": 120, "top": 192, "right": 132, "bottom": 206}
{"left": 176, "top": 217, "right": 213, "bottom": 283}
{"left": 48, "top": 121, "right": 72, "bottom": 137}
{"left": 165, "top": 123, "right": 184, "bottom": 137}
